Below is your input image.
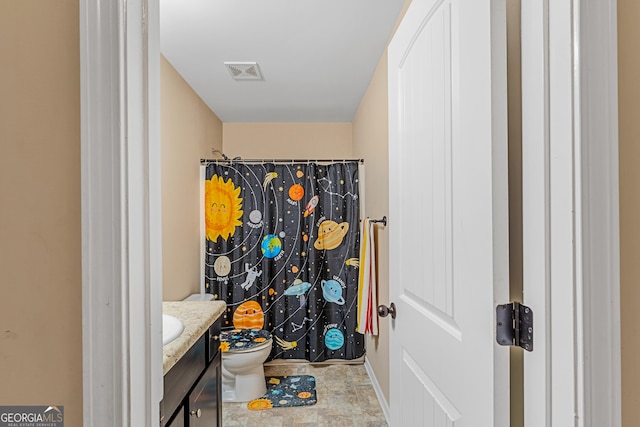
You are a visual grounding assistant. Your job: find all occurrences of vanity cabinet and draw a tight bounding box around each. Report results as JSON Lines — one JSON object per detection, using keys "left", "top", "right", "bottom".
{"left": 162, "top": 318, "right": 222, "bottom": 427}
{"left": 165, "top": 406, "right": 184, "bottom": 427}
{"left": 188, "top": 351, "right": 221, "bottom": 426}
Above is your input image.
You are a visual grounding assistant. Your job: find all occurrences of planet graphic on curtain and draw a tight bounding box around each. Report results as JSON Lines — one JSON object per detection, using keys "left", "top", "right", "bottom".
{"left": 288, "top": 184, "right": 305, "bottom": 201}
{"left": 261, "top": 234, "right": 282, "bottom": 258}
{"left": 213, "top": 255, "right": 231, "bottom": 276}
{"left": 314, "top": 220, "right": 349, "bottom": 250}
{"left": 249, "top": 210, "right": 262, "bottom": 224}
{"left": 324, "top": 328, "right": 345, "bottom": 350}
{"left": 321, "top": 280, "right": 345, "bottom": 305}
{"left": 233, "top": 301, "right": 265, "bottom": 330}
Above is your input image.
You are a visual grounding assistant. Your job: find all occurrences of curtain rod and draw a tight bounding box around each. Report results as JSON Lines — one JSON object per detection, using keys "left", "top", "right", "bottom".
{"left": 200, "top": 158, "right": 364, "bottom": 164}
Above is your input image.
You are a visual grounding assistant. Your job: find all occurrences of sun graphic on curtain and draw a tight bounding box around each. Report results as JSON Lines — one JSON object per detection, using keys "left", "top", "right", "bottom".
{"left": 205, "top": 174, "right": 243, "bottom": 242}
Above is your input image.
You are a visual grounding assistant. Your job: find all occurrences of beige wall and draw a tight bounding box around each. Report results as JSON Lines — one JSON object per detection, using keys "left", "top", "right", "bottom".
{"left": 352, "top": 50, "right": 392, "bottom": 404}
{"left": 618, "top": 1, "right": 640, "bottom": 425}
{"left": 161, "top": 56, "right": 223, "bottom": 301}
{"left": 351, "top": 0, "right": 412, "bottom": 406}
{"left": 223, "top": 123, "right": 352, "bottom": 159}
{"left": 0, "top": 1, "right": 83, "bottom": 425}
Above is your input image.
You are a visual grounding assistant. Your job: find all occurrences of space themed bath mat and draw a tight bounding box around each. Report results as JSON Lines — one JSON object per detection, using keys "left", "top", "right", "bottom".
{"left": 247, "top": 375, "right": 317, "bottom": 410}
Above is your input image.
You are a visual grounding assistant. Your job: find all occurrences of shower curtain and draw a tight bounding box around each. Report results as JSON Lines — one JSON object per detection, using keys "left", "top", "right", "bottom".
{"left": 204, "top": 161, "right": 364, "bottom": 362}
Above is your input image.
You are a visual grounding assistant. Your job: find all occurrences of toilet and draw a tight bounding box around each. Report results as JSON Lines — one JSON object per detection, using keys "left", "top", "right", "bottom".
{"left": 220, "top": 329, "right": 273, "bottom": 402}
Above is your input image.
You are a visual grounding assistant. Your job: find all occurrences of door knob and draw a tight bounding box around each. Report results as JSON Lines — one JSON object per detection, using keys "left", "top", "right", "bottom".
{"left": 377, "top": 303, "right": 396, "bottom": 319}
{"left": 190, "top": 408, "right": 202, "bottom": 418}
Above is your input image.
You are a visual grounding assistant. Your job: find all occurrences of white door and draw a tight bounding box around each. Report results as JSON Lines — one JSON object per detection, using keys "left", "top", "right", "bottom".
{"left": 387, "top": 0, "right": 509, "bottom": 425}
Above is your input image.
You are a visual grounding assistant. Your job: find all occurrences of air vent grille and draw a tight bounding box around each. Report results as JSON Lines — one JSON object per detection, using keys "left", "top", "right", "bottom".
{"left": 224, "top": 62, "right": 263, "bottom": 80}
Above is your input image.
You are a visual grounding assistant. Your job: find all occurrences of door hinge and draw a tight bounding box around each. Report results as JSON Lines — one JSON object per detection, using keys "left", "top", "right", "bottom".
{"left": 496, "top": 302, "right": 533, "bottom": 352}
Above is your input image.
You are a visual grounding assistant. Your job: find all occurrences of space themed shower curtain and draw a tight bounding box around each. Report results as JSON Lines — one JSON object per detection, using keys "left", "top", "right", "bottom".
{"left": 204, "top": 160, "right": 365, "bottom": 362}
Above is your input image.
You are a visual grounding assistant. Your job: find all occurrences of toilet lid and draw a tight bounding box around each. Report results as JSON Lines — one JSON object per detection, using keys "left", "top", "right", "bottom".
{"left": 220, "top": 329, "right": 272, "bottom": 353}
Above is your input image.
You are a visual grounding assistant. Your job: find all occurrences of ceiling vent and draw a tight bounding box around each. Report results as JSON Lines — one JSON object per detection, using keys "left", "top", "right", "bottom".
{"left": 224, "top": 62, "right": 263, "bottom": 81}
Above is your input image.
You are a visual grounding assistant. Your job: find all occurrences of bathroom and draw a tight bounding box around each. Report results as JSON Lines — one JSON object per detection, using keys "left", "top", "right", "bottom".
{"left": 158, "top": 1, "right": 403, "bottom": 425}
{"left": 0, "top": 1, "right": 402, "bottom": 425}
{"left": 3, "top": 0, "right": 636, "bottom": 426}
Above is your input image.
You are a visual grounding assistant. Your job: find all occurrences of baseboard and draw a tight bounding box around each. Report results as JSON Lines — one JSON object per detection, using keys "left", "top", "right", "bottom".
{"left": 364, "top": 356, "right": 391, "bottom": 425}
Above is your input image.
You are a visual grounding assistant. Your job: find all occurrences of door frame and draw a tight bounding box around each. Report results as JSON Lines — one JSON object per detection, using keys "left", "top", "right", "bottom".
{"left": 78, "top": 0, "right": 620, "bottom": 424}
{"left": 521, "top": 0, "right": 620, "bottom": 425}
{"left": 80, "top": 0, "right": 163, "bottom": 426}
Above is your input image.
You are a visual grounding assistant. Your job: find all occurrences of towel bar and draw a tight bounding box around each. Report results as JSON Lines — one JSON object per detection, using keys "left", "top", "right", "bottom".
{"left": 370, "top": 216, "right": 387, "bottom": 227}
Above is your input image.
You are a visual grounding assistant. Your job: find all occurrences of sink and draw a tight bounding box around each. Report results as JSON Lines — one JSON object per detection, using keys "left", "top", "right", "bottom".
{"left": 162, "top": 314, "right": 184, "bottom": 346}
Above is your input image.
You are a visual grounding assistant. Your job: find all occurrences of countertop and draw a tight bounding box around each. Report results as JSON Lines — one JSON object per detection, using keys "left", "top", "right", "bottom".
{"left": 162, "top": 300, "right": 226, "bottom": 374}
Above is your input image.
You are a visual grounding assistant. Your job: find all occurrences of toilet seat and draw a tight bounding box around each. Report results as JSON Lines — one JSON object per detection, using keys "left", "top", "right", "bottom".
{"left": 225, "top": 338, "right": 272, "bottom": 353}
{"left": 221, "top": 329, "right": 272, "bottom": 354}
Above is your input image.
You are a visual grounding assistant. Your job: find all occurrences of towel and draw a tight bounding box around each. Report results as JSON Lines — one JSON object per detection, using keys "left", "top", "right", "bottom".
{"left": 356, "top": 218, "right": 378, "bottom": 335}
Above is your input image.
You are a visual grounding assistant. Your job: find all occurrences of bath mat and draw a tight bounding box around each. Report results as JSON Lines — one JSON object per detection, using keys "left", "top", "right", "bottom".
{"left": 247, "top": 375, "right": 317, "bottom": 410}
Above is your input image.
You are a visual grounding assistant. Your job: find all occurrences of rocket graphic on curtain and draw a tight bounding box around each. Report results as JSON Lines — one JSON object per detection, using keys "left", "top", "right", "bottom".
{"left": 204, "top": 161, "right": 365, "bottom": 362}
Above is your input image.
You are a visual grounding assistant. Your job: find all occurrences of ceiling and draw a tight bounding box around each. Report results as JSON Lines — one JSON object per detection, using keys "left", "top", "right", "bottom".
{"left": 159, "top": 0, "right": 405, "bottom": 122}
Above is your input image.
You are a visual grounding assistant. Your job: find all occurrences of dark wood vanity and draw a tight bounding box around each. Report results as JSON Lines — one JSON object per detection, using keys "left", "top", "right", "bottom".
{"left": 161, "top": 317, "right": 222, "bottom": 426}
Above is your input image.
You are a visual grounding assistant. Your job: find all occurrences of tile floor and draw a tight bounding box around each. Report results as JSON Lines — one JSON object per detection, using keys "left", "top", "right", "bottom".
{"left": 222, "top": 363, "right": 388, "bottom": 427}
